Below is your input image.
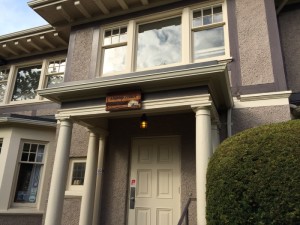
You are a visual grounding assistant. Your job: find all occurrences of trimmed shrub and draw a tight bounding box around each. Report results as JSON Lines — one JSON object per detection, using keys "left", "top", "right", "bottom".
{"left": 206, "top": 120, "right": 300, "bottom": 225}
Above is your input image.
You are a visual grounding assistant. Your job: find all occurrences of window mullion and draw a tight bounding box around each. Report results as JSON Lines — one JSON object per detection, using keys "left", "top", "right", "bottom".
{"left": 4, "top": 65, "right": 15, "bottom": 104}
{"left": 38, "top": 59, "right": 48, "bottom": 100}
{"left": 182, "top": 7, "right": 191, "bottom": 64}
{"left": 126, "top": 20, "right": 135, "bottom": 73}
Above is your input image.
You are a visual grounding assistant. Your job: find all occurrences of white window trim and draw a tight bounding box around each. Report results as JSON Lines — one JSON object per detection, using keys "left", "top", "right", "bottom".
{"left": 97, "top": 0, "right": 229, "bottom": 77}
{"left": 11, "top": 140, "right": 48, "bottom": 209}
{"left": 0, "top": 56, "right": 66, "bottom": 106}
{"left": 44, "top": 57, "right": 66, "bottom": 88}
{"left": 65, "top": 158, "right": 86, "bottom": 197}
{"left": 191, "top": 1, "right": 230, "bottom": 63}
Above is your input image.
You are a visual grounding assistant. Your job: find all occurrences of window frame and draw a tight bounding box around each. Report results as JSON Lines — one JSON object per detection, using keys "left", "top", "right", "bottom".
{"left": 10, "top": 63, "right": 45, "bottom": 102}
{"left": 97, "top": 0, "right": 229, "bottom": 77}
{"left": 190, "top": 2, "right": 229, "bottom": 63}
{"left": 0, "top": 139, "right": 2, "bottom": 154}
{"left": 0, "top": 67, "right": 10, "bottom": 103}
{"left": 11, "top": 140, "right": 47, "bottom": 208}
{"left": 0, "top": 56, "right": 66, "bottom": 105}
{"left": 44, "top": 58, "right": 66, "bottom": 88}
{"left": 134, "top": 15, "right": 183, "bottom": 72}
{"left": 99, "top": 22, "right": 130, "bottom": 76}
{"left": 65, "top": 158, "right": 86, "bottom": 196}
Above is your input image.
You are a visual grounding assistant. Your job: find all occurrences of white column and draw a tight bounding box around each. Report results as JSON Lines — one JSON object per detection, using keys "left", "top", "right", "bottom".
{"left": 211, "top": 124, "right": 220, "bottom": 154}
{"left": 92, "top": 134, "right": 107, "bottom": 225}
{"left": 194, "top": 107, "right": 212, "bottom": 225}
{"left": 79, "top": 131, "right": 99, "bottom": 225}
{"left": 44, "top": 119, "right": 73, "bottom": 225}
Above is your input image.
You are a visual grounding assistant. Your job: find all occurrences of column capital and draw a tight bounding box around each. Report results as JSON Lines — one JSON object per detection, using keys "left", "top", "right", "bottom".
{"left": 87, "top": 127, "right": 109, "bottom": 137}
{"left": 192, "top": 105, "right": 211, "bottom": 116}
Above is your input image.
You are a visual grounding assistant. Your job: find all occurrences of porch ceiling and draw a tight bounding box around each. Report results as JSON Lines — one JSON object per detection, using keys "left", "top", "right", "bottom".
{"left": 0, "top": 25, "right": 70, "bottom": 61}
{"left": 38, "top": 63, "right": 233, "bottom": 110}
{"left": 28, "top": 0, "right": 183, "bottom": 28}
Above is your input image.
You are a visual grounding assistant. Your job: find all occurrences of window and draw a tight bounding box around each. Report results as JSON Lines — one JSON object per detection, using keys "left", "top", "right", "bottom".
{"left": 46, "top": 59, "right": 66, "bottom": 87}
{"left": 14, "top": 142, "right": 45, "bottom": 204}
{"left": 136, "top": 17, "right": 182, "bottom": 70}
{"left": 71, "top": 162, "right": 86, "bottom": 185}
{"left": 192, "top": 5, "right": 225, "bottom": 60}
{"left": 101, "top": 26, "right": 128, "bottom": 75}
{"left": 98, "top": 2, "right": 228, "bottom": 76}
{"left": 11, "top": 65, "right": 42, "bottom": 101}
{"left": 0, "top": 140, "right": 2, "bottom": 154}
{"left": 0, "top": 68, "right": 10, "bottom": 102}
{"left": 0, "top": 57, "right": 66, "bottom": 104}
{"left": 66, "top": 158, "right": 86, "bottom": 195}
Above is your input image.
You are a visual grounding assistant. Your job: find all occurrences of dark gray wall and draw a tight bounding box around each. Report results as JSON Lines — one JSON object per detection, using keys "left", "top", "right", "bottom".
{"left": 278, "top": 6, "right": 300, "bottom": 93}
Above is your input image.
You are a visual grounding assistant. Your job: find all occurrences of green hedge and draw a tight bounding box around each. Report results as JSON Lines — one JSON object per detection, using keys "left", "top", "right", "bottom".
{"left": 206, "top": 120, "right": 300, "bottom": 225}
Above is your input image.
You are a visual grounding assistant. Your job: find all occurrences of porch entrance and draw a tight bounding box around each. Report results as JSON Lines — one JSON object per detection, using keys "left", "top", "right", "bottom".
{"left": 128, "top": 137, "right": 181, "bottom": 225}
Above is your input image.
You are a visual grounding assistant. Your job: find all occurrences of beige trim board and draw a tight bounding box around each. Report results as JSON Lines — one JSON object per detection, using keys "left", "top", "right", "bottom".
{"left": 56, "top": 94, "right": 213, "bottom": 120}
{"left": 234, "top": 91, "right": 291, "bottom": 109}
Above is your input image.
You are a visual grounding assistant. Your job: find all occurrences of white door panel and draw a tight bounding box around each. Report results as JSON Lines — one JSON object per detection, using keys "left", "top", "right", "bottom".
{"left": 128, "top": 137, "right": 181, "bottom": 225}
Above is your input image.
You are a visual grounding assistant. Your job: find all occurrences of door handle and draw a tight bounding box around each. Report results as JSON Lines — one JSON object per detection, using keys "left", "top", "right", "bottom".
{"left": 130, "top": 187, "right": 135, "bottom": 209}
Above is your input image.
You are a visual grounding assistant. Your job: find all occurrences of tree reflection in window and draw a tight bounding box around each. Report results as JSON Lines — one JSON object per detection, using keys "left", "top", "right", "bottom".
{"left": 11, "top": 65, "right": 42, "bottom": 101}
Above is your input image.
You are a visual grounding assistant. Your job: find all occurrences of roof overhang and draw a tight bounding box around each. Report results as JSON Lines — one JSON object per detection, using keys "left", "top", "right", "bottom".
{"left": 38, "top": 63, "right": 233, "bottom": 110}
{"left": 28, "top": 0, "right": 183, "bottom": 28}
{"left": 0, "top": 25, "right": 70, "bottom": 61}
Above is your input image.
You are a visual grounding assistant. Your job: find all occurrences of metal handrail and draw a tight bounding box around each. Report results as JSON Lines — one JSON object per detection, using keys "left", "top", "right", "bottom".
{"left": 177, "top": 197, "right": 197, "bottom": 225}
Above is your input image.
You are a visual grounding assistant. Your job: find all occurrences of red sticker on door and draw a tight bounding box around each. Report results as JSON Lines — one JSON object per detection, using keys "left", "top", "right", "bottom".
{"left": 131, "top": 179, "right": 136, "bottom": 186}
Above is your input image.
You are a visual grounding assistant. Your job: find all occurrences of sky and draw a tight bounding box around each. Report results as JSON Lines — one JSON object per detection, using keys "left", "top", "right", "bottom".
{"left": 0, "top": 0, "right": 47, "bottom": 35}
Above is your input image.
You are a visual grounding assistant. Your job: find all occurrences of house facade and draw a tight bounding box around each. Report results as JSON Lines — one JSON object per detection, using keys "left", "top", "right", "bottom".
{"left": 0, "top": 0, "right": 298, "bottom": 225}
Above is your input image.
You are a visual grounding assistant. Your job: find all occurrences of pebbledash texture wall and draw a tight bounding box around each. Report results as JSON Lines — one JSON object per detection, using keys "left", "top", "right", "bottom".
{"left": 235, "top": 0, "right": 274, "bottom": 86}
{"left": 232, "top": 105, "right": 291, "bottom": 134}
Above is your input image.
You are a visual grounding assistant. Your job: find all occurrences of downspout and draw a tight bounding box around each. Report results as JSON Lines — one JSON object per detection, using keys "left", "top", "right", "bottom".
{"left": 227, "top": 108, "right": 232, "bottom": 137}
{"left": 277, "top": 0, "right": 289, "bottom": 15}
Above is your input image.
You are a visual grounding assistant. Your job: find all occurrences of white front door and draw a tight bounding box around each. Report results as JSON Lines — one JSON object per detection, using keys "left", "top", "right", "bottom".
{"left": 128, "top": 137, "right": 181, "bottom": 225}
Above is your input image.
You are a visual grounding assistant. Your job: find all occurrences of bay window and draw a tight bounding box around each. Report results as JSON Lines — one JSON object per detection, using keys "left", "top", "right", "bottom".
{"left": 11, "top": 65, "right": 42, "bottom": 101}
{"left": 0, "top": 56, "right": 66, "bottom": 104}
{"left": 14, "top": 142, "right": 45, "bottom": 204}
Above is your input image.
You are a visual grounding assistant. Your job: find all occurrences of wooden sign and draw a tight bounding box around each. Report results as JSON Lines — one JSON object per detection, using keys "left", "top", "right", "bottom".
{"left": 106, "top": 90, "right": 142, "bottom": 112}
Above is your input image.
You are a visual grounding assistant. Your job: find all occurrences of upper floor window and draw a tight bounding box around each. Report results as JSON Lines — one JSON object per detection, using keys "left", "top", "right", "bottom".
{"left": 192, "top": 5, "right": 225, "bottom": 60}
{"left": 102, "top": 26, "right": 127, "bottom": 75}
{"left": 11, "top": 65, "right": 42, "bottom": 101}
{"left": 0, "top": 68, "right": 9, "bottom": 103}
{"left": 46, "top": 59, "right": 66, "bottom": 87}
{"left": 0, "top": 57, "right": 66, "bottom": 105}
{"left": 14, "top": 142, "right": 45, "bottom": 204}
{"left": 99, "top": 1, "right": 229, "bottom": 76}
{"left": 136, "top": 17, "right": 182, "bottom": 70}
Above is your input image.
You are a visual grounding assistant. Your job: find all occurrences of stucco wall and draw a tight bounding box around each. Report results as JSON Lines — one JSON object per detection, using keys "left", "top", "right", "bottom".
{"left": 65, "top": 28, "right": 93, "bottom": 82}
{"left": 0, "top": 215, "right": 42, "bottom": 225}
{"left": 100, "top": 113, "right": 197, "bottom": 225}
{"left": 69, "top": 124, "right": 89, "bottom": 157}
{"left": 278, "top": 7, "right": 300, "bottom": 93}
{"left": 235, "top": 0, "right": 274, "bottom": 86}
{"left": 232, "top": 105, "right": 291, "bottom": 134}
{"left": 61, "top": 198, "right": 81, "bottom": 225}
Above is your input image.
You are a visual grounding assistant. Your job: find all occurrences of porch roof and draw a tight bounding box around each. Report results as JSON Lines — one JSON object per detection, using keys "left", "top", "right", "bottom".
{"left": 38, "top": 62, "right": 233, "bottom": 111}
